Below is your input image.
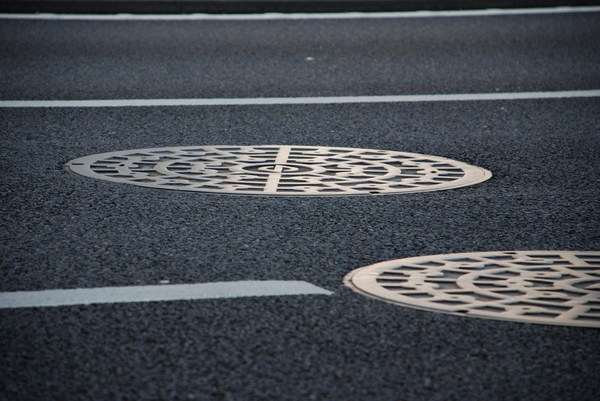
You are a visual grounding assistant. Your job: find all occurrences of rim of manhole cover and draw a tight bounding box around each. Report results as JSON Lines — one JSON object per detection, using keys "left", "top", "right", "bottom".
{"left": 64, "top": 145, "right": 491, "bottom": 196}
{"left": 344, "top": 251, "right": 600, "bottom": 328}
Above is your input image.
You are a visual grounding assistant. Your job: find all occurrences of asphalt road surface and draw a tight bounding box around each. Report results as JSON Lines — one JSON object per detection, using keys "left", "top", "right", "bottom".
{"left": 1, "top": 7, "right": 600, "bottom": 401}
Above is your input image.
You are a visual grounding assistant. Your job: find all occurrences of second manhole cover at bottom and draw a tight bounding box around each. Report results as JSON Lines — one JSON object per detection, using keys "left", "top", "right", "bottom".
{"left": 345, "top": 251, "right": 600, "bottom": 328}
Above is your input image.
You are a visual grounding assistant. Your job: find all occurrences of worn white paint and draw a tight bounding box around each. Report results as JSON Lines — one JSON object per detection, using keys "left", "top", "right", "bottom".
{"left": 0, "top": 281, "right": 333, "bottom": 309}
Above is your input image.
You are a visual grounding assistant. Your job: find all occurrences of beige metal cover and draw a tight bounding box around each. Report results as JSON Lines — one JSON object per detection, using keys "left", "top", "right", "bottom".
{"left": 345, "top": 251, "right": 600, "bottom": 327}
{"left": 64, "top": 145, "right": 491, "bottom": 196}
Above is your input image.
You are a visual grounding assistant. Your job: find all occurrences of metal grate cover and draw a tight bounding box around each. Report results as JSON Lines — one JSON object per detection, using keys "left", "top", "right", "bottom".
{"left": 64, "top": 145, "right": 491, "bottom": 196}
{"left": 344, "top": 251, "right": 600, "bottom": 327}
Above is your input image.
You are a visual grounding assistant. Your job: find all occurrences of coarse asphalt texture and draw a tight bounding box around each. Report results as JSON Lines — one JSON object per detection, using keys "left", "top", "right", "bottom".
{"left": 1, "top": 6, "right": 600, "bottom": 401}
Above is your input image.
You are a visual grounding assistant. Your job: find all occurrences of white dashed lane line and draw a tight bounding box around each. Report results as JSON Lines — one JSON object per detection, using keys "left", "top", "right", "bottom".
{"left": 0, "top": 281, "right": 333, "bottom": 309}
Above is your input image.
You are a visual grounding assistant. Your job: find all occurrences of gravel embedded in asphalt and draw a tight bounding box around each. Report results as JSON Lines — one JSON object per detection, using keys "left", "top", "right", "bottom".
{"left": 1, "top": 10, "right": 599, "bottom": 401}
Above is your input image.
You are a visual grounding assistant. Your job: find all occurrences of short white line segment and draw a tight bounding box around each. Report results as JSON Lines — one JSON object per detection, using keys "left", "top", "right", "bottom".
{"left": 1, "top": 6, "right": 599, "bottom": 20}
{"left": 0, "top": 281, "right": 333, "bottom": 309}
{"left": 2, "top": 90, "right": 599, "bottom": 108}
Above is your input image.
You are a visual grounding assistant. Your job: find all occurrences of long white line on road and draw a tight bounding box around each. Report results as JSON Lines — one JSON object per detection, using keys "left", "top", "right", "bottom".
{"left": 2, "top": 90, "right": 599, "bottom": 108}
{"left": 0, "top": 281, "right": 333, "bottom": 309}
{"left": 1, "top": 6, "right": 599, "bottom": 20}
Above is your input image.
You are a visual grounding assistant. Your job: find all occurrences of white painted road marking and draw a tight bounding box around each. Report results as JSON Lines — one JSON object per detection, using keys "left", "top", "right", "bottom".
{"left": 1, "top": 90, "right": 599, "bottom": 108}
{"left": 0, "top": 281, "right": 333, "bottom": 309}
{"left": 1, "top": 6, "right": 599, "bottom": 20}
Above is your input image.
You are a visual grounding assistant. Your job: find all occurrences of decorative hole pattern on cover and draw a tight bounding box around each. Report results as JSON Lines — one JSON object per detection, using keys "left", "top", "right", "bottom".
{"left": 345, "top": 251, "right": 600, "bottom": 327}
{"left": 65, "top": 145, "right": 491, "bottom": 196}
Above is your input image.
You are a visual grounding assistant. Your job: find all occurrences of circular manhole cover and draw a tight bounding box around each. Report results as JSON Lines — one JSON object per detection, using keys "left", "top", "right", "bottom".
{"left": 344, "top": 251, "right": 600, "bottom": 327}
{"left": 65, "top": 145, "right": 491, "bottom": 196}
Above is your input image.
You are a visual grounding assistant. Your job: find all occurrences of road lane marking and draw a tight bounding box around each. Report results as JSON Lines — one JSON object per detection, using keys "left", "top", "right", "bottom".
{"left": 0, "top": 281, "right": 333, "bottom": 309}
{"left": 1, "top": 6, "right": 599, "bottom": 20}
{"left": 1, "top": 90, "right": 599, "bottom": 108}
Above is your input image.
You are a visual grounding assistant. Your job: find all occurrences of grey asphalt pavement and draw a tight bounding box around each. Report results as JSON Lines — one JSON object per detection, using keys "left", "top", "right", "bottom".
{"left": 2, "top": 13, "right": 600, "bottom": 99}
{"left": 1, "top": 8, "right": 600, "bottom": 401}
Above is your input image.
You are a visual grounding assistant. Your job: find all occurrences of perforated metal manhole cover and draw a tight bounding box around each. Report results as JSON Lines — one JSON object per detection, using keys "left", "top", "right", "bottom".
{"left": 65, "top": 145, "right": 491, "bottom": 196}
{"left": 344, "top": 251, "right": 600, "bottom": 327}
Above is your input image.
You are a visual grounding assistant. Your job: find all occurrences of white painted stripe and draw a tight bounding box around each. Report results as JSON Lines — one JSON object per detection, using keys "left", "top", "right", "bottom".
{"left": 1, "top": 6, "right": 599, "bottom": 20}
{"left": 0, "top": 281, "right": 333, "bottom": 309}
{"left": 1, "top": 90, "right": 599, "bottom": 108}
